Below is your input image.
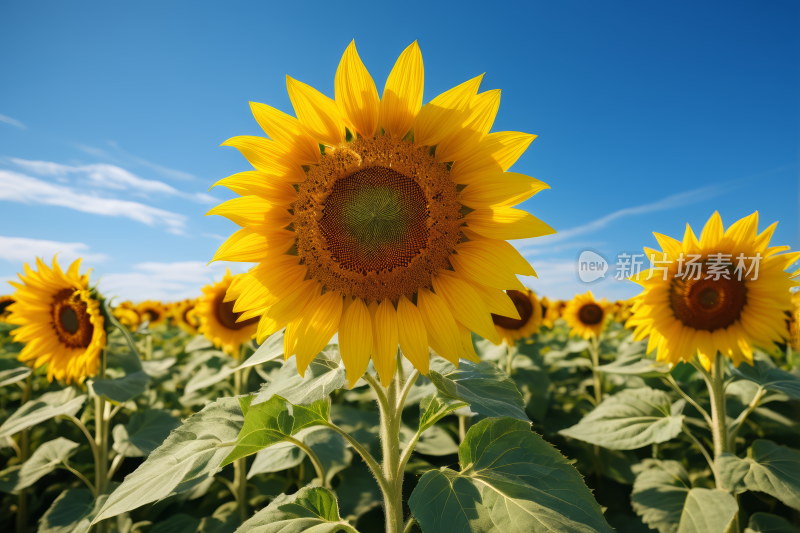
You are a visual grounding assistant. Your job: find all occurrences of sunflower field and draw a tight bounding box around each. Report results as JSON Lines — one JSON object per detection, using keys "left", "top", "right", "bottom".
{"left": 2, "top": 40, "right": 800, "bottom": 533}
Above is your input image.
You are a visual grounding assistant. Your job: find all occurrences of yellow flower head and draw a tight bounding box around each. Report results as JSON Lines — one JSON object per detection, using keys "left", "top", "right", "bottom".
{"left": 612, "top": 299, "right": 636, "bottom": 324}
{"left": 195, "top": 270, "right": 258, "bottom": 356}
{"left": 136, "top": 300, "right": 166, "bottom": 327}
{"left": 0, "top": 295, "right": 14, "bottom": 322}
{"left": 6, "top": 257, "right": 106, "bottom": 384}
{"left": 491, "top": 289, "right": 543, "bottom": 345}
{"left": 789, "top": 290, "right": 800, "bottom": 353}
{"left": 626, "top": 211, "right": 800, "bottom": 370}
{"left": 172, "top": 299, "right": 200, "bottom": 335}
{"left": 209, "top": 41, "right": 554, "bottom": 387}
{"left": 562, "top": 291, "right": 610, "bottom": 339}
{"left": 112, "top": 301, "right": 140, "bottom": 332}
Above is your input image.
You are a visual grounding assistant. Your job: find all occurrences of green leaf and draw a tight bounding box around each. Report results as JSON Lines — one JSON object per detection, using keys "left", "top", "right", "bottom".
{"left": 141, "top": 357, "right": 176, "bottom": 378}
{"left": 559, "top": 387, "right": 685, "bottom": 450}
{"left": 745, "top": 513, "right": 800, "bottom": 533}
{"left": 112, "top": 409, "right": 181, "bottom": 457}
{"left": 302, "top": 427, "right": 352, "bottom": 486}
{"left": 408, "top": 417, "right": 613, "bottom": 533}
{"left": 92, "top": 397, "right": 244, "bottom": 524}
{"left": 240, "top": 330, "right": 285, "bottom": 368}
{"left": 185, "top": 335, "right": 214, "bottom": 352}
{"left": 596, "top": 350, "right": 671, "bottom": 376}
{"left": 253, "top": 352, "right": 346, "bottom": 406}
{"left": 631, "top": 460, "right": 692, "bottom": 533}
{"left": 39, "top": 489, "right": 104, "bottom": 533}
{"left": 717, "top": 440, "right": 800, "bottom": 511}
{"left": 428, "top": 360, "right": 528, "bottom": 421}
{"left": 419, "top": 393, "right": 468, "bottom": 433}
{"left": 150, "top": 513, "right": 201, "bottom": 533}
{"left": 248, "top": 440, "right": 307, "bottom": 478}
{"left": 409, "top": 424, "right": 459, "bottom": 456}
{"left": 236, "top": 486, "right": 356, "bottom": 533}
{"left": 335, "top": 462, "right": 382, "bottom": 522}
{"left": 198, "top": 502, "right": 240, "bottom": 533}
{"left": 0, "top": 366, "right": 31, "bottom": 387}
{"left": 731, "top": 358, "right": 800, "bottom": 399}
{"left": 512, "top": 366, "right": 551, "bottom": 422}
{"left": 676, "top": 489, "right": 738, "bottom": 533}
{"left": 222, "top": 395, "right": 329, "bottom": 466}
{"left": 92, "top": 371, "right": 149, "bottom": 403}
{"left": 11, "top": 437, "right": 79, "bottom": 491}
{"left": 0, "top": 388, "right": 87, "bottom": 439}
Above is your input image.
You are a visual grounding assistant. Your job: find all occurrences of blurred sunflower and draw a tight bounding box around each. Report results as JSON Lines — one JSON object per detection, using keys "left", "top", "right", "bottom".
{"left": 6, "top": 257, "right": 106, "bottom": 383}
{"left": 790, "top": 290, "right": 800, "bottom": 352}
{"left": 612, "top": 299, "right": 635, "bottom": 324}
{"left": 209, "top": 40, "right": 554, "bottom": 387}
{"left": 112, "top": 301, "right": 140, "bottom": 331}
{"left": 195, "top": 270, "right": 258, "bottom": 355}
{"left": 541, "top": 297, "right": 563, "bottom": 328}
{"left": 491, "top": 289, "right": 542, "bottom": 345}
{"left": 0, "top": 295, "right": 14, "bottom": 322}
{"left": 173, "top": 299, "right": 200, "bottom": 335}
{"left": 136, "top": 301, "right": 166, "bottom": 327}
{"left": 562, "top": 291, "right": 609, "bottom": 339}
{"left": 626, "top": 212, "right": 800, "bottom": 369}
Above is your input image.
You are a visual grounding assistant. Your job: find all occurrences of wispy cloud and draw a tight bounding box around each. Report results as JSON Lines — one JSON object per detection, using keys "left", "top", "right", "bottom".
{"left": 0, "top": 170, "right": 188, "bottom": 235}
{"left": 76, "top": 141, "right": 197, "bottom": 181}
{"left": 0, "top": 114, "right": 26, "bottom": 130}
{"left": 100, "top": 261, "right": 251, "bottom": 301}
{"left": 518, "top": 262, "right": 639, "bottom": 301}
{"left": 0, "top": 236, "right": 108, "bottom": 264}
{"left": 201, "top": 233, "right": 226, "bottom": 241}
{"left": 9, "top": 158, "right": 215, "bottom": 204}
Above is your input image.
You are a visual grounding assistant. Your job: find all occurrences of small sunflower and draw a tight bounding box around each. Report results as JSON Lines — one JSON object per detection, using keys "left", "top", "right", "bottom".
{"left": 136, "top": 300, "right": 166, "bottom": 327}
{"left": 612, "top": 299, "right": 635, "bottom": 324}
{"left": 172, "top": 299, "right": 200, "bottom": 335}
{"left": 6, "top": 257, "right": 106, "bottom": 383}
{"left": 540, "top": 297, "right": 563, "bottom": 328}
{"left": 787, "top": 290, "right": 800, "bottom": 352}
{"left": 626, "top": 211, "right": 800, "bottom": 369}
{"left": 0, "top": 295, "right": 14, "bottom": 322}
{"left": 562, "top": 291, "right": 609, "bottom": 339}
{"left": 112, "top": 301, "right": 141, "bottom": 331}
{"left": 209, "top": 40, "right": 554, "bottom": 387}
{"left": 491, "top": 289, "right": 543, "bottom": 345}
{"left": 195, "top": 270, "right": 258, "bottom": 356}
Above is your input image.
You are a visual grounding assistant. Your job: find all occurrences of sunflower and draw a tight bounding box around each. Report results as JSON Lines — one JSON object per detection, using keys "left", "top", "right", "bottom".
{"left": 136, "top": 300, "right": 166, "bottom": 327}
{"left": 208, "top": 40, "right": 554, "bottom": 387}
{"left": 112, "top": 301, "right": 141, "bottom": 331}
{"left": 172, "top": 299, "right": 200, "bottom": 335}
{"left": 491, "top": 289, "right": 543, "bottom": 345}
{"left": 612, "top": 299, "right": 635, "bottom": 324}
{"left": 195, "top": 270, "right": 258, "bottom": 356}
{"left": 787, "top": 290, "right": 800, "bottom": 352}
{"left": 626, "top": 212, "right": 800, "bottom": 369}
{"left": 540, "top": 297, "right": 563, "bottom": 328}
{"left": 0, "top": 295, "right": 14, "bottom": 322}
{"left": 562, "top": 291, "right": 610, "bottom": 339}
{"left": 6, "top": 257, "right": 106, "bottom": 383}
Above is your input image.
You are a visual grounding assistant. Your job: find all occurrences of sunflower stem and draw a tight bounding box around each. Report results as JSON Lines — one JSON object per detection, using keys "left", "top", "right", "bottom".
{"left": 589, "top": 335, "right": 603, "bottom": 405}
{"left": 15, "top": 375, "right": 31, "bottom": 533}
{"left": 94, "top": 350, "right": 110, "bottom": 533}
{"left": 505, "top": 343, "right": 514, "bottom": 376}
{"left": 233, "top": 345, "right": 249, "bottom": 523}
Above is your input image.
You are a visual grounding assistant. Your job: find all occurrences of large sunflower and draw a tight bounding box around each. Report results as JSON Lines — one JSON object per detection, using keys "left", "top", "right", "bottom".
{"left": 172, "top": 299, "right": 200, "bottom": 335}
{"left": 6, "top": 257, "right": 106, "bottom": 383}
{"left": 0, "top": 295, "right": 14, "bottom": 322}
{"left": 491, "top": 289, "right": 543, "bottom": 345}
{"left": 195, "top": 270, "right": 258, "bottom": 356}
{"left": 136, "top": 300, "right": 166, "bottom": 327}
{"left": 626, "top": 212, "right": 800, "bottom": 369}
{"left": 209, "top": 41, "right": 554, "bottom": 387}
{"left": 562, "top": 291, "right": 609, "bottom": 339}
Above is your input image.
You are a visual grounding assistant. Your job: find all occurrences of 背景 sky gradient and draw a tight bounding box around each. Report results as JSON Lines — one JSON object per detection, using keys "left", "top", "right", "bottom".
{"left": 1, "top": 1, "right": 798, "bottom": 302}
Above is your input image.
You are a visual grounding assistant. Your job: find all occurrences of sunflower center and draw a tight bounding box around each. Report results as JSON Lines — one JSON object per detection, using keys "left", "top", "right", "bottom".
{"left": 670, "top": 268, "right": 747, "bottom": 331}
{"left": 143, "top": 309, "right": 160, "bottom": 323}
{"left": 492, "top": 290, "right": 534, "bottom": 330}
{"left": 215, "top": 297, "right": 259, "bottom": 331}
{"left": 51, "top": 289, "right": 94, "bottom": 349}
{"left": 578, "top": 303, "right": 604, "bottom": 325}
{"left": 0, "top": 298, "right": 13, "bottom": 314}
{"left": 320, "top": 167, "right": 429, "bottom": 274}
{"left": 183, "top": 306, "right": 198, "bottom": 327}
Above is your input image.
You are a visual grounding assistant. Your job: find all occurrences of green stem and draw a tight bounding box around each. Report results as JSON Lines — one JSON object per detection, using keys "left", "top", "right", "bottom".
{"left": 707, "top": 355, "right": 729, "bottom": 460}
{"left": 728, "top": 386, "right": 764, "bottom": 452}
{"left": 284, "top": 435, "right": 327, "bottom": 487}
{"left": 16, "top": 375, "right": 31, "bottom": 533}
{"left": 322, "top": 421, "right": 389, "bottom": 495}
{"left": 589, "top": 336, "right": 603, "bottom": 405}
{"left": 144, "top": 335, "right": 152, "bottom": 361}
{"left": 233, "top": 345, "right": 248, "bottom": 523}
{"left": 62, "top": 459, "right": 96, "bottom": 496}
{"left": 505, "top": 344, "right": 513, "bottom": 376}
{"left": 663, "top": 375, "right": 714, "bottom": 428}
{"left": 682, "top": 423, "right": 716, "bottom": 480}
{"left": 458, "top": 415, "right": 466, "bottom": 443}
{"left": 94, "top": 351, "right": 110, "bottom": 533}
{"left": 403, "top": 516, "right": 417, "bottom": 533}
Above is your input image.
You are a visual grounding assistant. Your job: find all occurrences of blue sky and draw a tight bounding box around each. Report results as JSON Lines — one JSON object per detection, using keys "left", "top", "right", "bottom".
{"left": 1, "top": 1, "right": 798, "bottom": 302}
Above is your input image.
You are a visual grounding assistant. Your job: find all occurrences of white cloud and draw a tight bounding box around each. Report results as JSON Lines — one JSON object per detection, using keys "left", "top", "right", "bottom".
{"left": 77, "top": 141, "right": 197, "bottom": 181}
{"left": 0, "top": 114, "right": 26, "bottom": 130}
{"left": 9, "top": 158, "right": 215, "bottom": 204}
{"left": 201, "top": 233, "right": 226, "bottom": 241}
{"left": 518, "top": 261, "right": 640, "bottom": 301}
{"left": 99, "top": 261, "right": 251, "bottom": 301}
{"left": 0, "top": 169, "right": 187, "bottom": 234}
{"left": 0, "top": 236, "right": 108, "bottom": 264}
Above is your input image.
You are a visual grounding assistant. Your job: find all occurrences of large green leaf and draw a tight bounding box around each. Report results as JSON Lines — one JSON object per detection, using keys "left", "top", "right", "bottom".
{"left": 595, "top": 350, "right": 670, "bottom": 376}
{"left": 676, "top": 489, "right": 738, "bottom": 533}
{"left": 112, "top": 409, "right": 181, "bottom": 457}
{"left": 150, "top": 513, "right": 201, "bottom": 533}
{"left": 715, "top": 440, "right": 800, "bottom": 511}
{"left": 253, "top": 351, "right": 346, "bottom": 406}
{"left": 335, "top": 462, "right": 382, "bottom": 522}
{"left": 92, "top": 371, "right": 149, "bottom": 403}
{"left": 559, "top": 387, "right": 685, "bottom": 450}
{"left": 731, "top": 359, "right": 800, "bottom": 399}
{"left": 0, "top": 388, "right": 87, "bottom": 439}
{"left": 38, "top": 489, "right": 105, "bottom": 533}
{"left": 248, "top": 440, "right": 307, "bottom": 478}
{"left": 235, "top": 486, "right": 357, "bottom": 532}
{"left": 15, "top": 437, "right": 79, "bottom": 491}
{"left": 240, "top": 330, "right": 285, "bottom": 368}
{"left": 428, "top": 360, "right": 528, "bottom": 421}
{"left": 418, "top": 393, "right": 468, "bottom": 433}
{"left": 222, "top": 396, "right": 329, "bottom": 465}
{"left": 302, "top": 428, "right": 352, "bottom": 486}
{"left": 91, "top": 397, "right": 243, "bottom": 524}
{"left": 408, "top": 417, "right": 613, "bottom": 533}
{"left": 745, "top": 513, "right": 800, "bottom": 533}
{"left": 0, "top": 366, "right": 31, "bottom": 387}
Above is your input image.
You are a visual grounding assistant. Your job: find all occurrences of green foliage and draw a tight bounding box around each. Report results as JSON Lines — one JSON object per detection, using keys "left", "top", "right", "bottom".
{"left": 236, "top": 486, "right": 357, "bottom": 532}
{"left": 0, "top": 388, "right": 86, "bottom": 439}
{"left": 111, "top": 409, "right": 180, "bottom": 457}
{"left": 717, "top": 440, "right": 800, "bottom": 511}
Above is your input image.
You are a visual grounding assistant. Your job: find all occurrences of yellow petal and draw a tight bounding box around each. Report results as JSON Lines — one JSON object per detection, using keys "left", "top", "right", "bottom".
{"left": 373, "top": 299, "right": 399, "bottom": 387}
{"left": 682, "top": 223, "right": 701, "bottom": 254}
{"left": 468, "top": 282, "right": 520, "bottom": 319}
{"left": 284, "top": 317, "right": 302, "bottom": 361}
{"left": 396, "top": 295, "right": 429, "bottom": 375}
{"left": 211, "top": 227, "right": 296, "bottom": 263}
{"left": 417, "top": 288, "right": 461, "bottom": 365}
{"left": 456, "top": 321, "right": 481, "bottom": 363}
{"left": 339, "top": 297, "right": 372, "bottom": 388}
{"left": 432, "top": 271, "right": 500, "bottom": 344}
{"left": 295, "top": 290, "right": 343, "bottom": 376}
{"left": 459, "top": 172, "right": 549, "bottom": 209}
{"left": 206, "top": 197, "right": 294, "bottom": 228}
{"left": 257, "top": 279, "right": 320, "bottom": 342}
{"left": 211, "top": 171, "right": 298, "bottom": 206}
{"left": 414, "top": 74, "right": 482, "bottom": 147}
{"left": 450, "top": 241, "right": 526, "bottom": 290}
{"left": 287, "top": 76, "right": 346, "bottom": 146}
{"left": 461, "top": 238, "right": 536, "bottom": 277}
{"left": 436, "top": 89, "right": 501, "bottom": 163}
{"left": 700, "top": 211, "right": 723, "bottom": 249}
{"left": 380, "top": 41, "right": 424, "bottom": 138}
{"left": 335, "top": 41, "right": 380, "bottom": 138}
{"left": 249, "top": 102, "right": 320, "bottom": 165}
{"left": 465, "top": 208, "right": 556, "bottom": 241}
{"left": 723, "top": 211, "right": 759, "bottom": 244}
{"left": 449, "top": 132, "right": 536, "bottom": 184}
{"left": 221, "top": 136, "right": 305, "bottom": 182}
